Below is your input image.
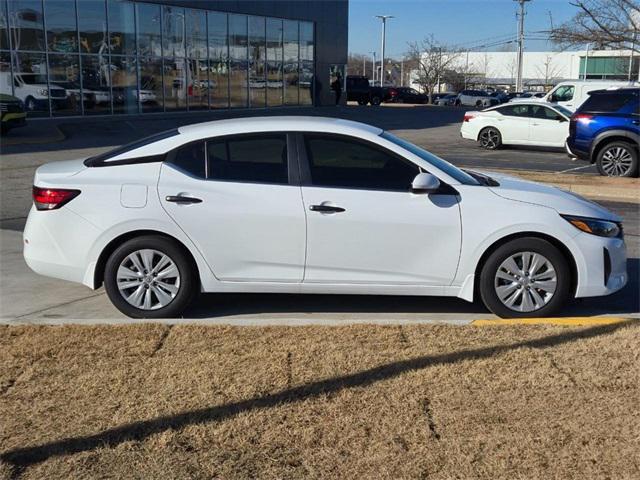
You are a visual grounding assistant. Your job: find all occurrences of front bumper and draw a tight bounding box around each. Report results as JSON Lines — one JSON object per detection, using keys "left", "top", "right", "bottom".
{"left": 573, "top": 231, "right": 627, "bottom": 298}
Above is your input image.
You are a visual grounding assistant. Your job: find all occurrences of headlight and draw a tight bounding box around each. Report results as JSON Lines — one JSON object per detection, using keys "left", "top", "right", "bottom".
{"left": 37, "top": 88, "right": 49, "bottom": 96}
{"left": 561, "top": 215, "right": 622, "bottom": 238}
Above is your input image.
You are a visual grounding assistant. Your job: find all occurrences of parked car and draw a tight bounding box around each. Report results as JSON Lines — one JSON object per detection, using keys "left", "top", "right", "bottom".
{"left": 455, "top": 89, "right": 500, "bottom": 108}
{"left": 0, "top": 93, "right": 27, "bottom": 133}
{"left": 387, "top": 87, "right": 428, "bottom": 104}
{"left": 430, "top": 92, "right": 456, "bottom": 104}
{"left": 489, "top": 90, "right": 510, "bottom": 103}
{"left": 460, "top": 102, "right": 572, "bottom": 150}
{"left": 24, "top": 117, "right": 626, "bottom": 319}
{"left": 566, "top": 88, "right": 639, "bottom": 177}
{"left": 52, "top": 81, "right": 97, "bottom": 110}
{"left": 434, "top": 93, "right": 458, "bottom": 106}
{"left": 345, "top": 75, "right": 392, "bottom": 105}
{"left": 511, "top": 80, "right": 638, "bottom": 111}
{"left": 0, "top": 71, "right": 68, "bottom": 111}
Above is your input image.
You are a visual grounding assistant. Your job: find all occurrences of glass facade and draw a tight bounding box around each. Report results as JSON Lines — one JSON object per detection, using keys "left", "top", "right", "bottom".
{"left": 0, "top": 0, "right": 315, "bottom": 116}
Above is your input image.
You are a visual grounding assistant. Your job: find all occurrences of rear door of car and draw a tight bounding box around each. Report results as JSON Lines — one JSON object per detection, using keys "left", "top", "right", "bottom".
{"left": 158, "top": 132, "right": 307, "bottom": 283}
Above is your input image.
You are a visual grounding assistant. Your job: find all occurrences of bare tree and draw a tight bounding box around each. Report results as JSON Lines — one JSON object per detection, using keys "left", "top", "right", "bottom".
{"left": 550, "top": 0, "right": 640, "bottom": 53}
{"left": 347, "top": 53, "right": 370, "bottom": 77}
{"left": 406, "top": 36, "right": 461, "bottom": 101}
{"left": 534, "top": 54, "right": 563, "bottom": 88}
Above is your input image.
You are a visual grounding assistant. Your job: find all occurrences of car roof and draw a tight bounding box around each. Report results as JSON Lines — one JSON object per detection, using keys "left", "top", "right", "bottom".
{"left": 486, "top": 101, "right": 564, "bottom": 111}
{"left": 588, "top": 87, "right": 639, "bottom": 94}
{"left": 177, "top": 116, "right": 383, "bottom": 139}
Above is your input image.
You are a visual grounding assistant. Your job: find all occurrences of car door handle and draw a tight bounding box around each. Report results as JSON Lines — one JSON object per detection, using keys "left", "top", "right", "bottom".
{"left": 309, "top": 204, "right": 345, "bottom": 213}
{"left": 165, "top": 195, "right": 202, "bottom": 204}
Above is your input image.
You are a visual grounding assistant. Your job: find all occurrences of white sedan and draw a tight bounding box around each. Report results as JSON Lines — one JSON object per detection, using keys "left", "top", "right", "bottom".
{"left": 460, "top": 102, "right": 573, "bottom": 150}
{"left": 24, "top": 117, "right": 627, "bottom": 318}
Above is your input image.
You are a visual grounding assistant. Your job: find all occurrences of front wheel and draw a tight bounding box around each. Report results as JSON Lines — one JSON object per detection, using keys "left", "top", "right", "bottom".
{"left": 596, "top": 141, "right": 638, "bottom": 177}
{"left": 25, "top": 96, "right": 37, "bottom": 111}
{"left": 478, "top": 127, "right": 502, "bottom": 150}
{"left": 104, "top": 236, "right": 198, "bottom": 319}
{"left": 479, "top": 238, "right": 571, "bottom": 318}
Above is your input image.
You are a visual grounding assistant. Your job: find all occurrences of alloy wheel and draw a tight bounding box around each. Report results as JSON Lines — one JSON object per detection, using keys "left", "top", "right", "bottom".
{"left": 479, "top": 128, "right": 500, "bottom": 149}
{"left": 116, "top": 249, "right": 181, "bottom": 310}
{"left": 494, "top": 251, "right": 557, "bottom": 313}
{"left": 600, "top": 146, "right": 634, "bottom": 176}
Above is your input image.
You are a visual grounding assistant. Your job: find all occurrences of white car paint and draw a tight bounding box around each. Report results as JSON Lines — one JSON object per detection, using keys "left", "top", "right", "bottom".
{"left": 23, "top": 117, "right": 627, "bottom": 317}
{"left": 510, "top": 80, "right": 639, "bottom": 111}
{"left": 460, "top": 102, "right": 571, "bottom": 148}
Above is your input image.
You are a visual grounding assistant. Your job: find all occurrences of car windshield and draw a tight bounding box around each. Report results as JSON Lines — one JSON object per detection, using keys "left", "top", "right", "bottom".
{"left": 380, "top": 131, "right": 480, "bottom": 186}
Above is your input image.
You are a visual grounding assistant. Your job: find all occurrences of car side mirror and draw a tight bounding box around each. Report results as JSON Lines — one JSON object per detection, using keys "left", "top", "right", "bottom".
{"left": 557, "top": 116, "right": 567, "bottom": 122}
{"left": 549, "top": 94, "right": 558, "bottom": 103}
{"left": 411, "top": 172, "right": 440, "bottom": 194}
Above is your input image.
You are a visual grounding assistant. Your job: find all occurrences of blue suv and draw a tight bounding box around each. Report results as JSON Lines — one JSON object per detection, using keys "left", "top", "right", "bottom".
{"left": 566, "top": 88, "right": 639, "bottom": 177}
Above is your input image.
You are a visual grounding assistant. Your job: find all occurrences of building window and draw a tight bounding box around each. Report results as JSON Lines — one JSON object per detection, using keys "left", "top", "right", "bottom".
{"left": 45, "top": 0, "right": 78, "bottom": 53}
{"left": 208, "top": 11, "right": 228, "bottom": 109}
{"left": 229, "top": 14, "right": 247, "bottom": 108}
{"left": 1, "top": 0, "right": 316, "bottom": 116}
{"left": 266, "top": 18, "right": 282, "bottom": 107}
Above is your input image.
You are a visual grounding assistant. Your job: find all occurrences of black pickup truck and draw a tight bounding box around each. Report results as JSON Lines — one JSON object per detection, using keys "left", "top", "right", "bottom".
{"left": 346, "top": 75, "right": 392, "bottom": 106}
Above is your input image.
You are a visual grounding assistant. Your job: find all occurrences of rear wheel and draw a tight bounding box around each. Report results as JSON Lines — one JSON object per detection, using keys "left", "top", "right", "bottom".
{"left": 370, "top": 95, "right": 381, "bottom": 106}
{"left": 104, "top": 236, "right": 197, "bottom": 319}
{"left": 475, "top": 100, "right": 483, "bottom": 108}
{"left": 357, "top": 99, "right": 367, "bottom": 105}
{"left": 479, "top": 238, "right": 571, "bottom": 318}
{"left": 478, "top": 127, "right": 502, "bottom": 150}
{"left": 596, "top": 141, "right": 638, "bottom": 177}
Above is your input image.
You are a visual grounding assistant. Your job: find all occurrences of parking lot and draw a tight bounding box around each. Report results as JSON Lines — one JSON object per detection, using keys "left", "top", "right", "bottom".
{"left": 1, "top": 104, "right": 638, "bottom": 323}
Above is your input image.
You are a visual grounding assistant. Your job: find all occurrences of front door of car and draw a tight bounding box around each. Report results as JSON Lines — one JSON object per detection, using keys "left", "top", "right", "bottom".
{"left": 530, "top": 105, "right": 569, "bottom": 146}
{"left": 158, "top": 133, "right": 306, "bottom": 283}
{"left": 298, "top": 133, "right": 462, "bottom": 286}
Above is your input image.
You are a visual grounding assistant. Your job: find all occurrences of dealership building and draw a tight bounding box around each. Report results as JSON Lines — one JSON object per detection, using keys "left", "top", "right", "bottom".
{"left": 0, "top": 0, "right": 348, "bottom": 116}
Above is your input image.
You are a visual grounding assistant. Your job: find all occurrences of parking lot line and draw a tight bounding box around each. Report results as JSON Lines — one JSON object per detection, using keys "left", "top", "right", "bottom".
{"left": 472, "top": 317, "right": 631, "bottom": 326}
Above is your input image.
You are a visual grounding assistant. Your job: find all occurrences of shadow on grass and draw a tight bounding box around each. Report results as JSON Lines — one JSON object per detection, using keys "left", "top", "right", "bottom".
{"left": 2, "top": 320, "right": 637, "bottom": 471}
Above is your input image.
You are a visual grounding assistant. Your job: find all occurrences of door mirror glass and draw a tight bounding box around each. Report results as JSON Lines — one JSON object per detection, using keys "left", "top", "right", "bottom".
{"left": 411, "top": 172, "right": 440, "bottom": 193}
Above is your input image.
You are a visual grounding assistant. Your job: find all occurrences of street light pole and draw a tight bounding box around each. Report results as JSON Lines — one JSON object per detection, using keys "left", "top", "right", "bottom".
{"left": 514, "top": 0, "right": 531, "bottom": 92}
{"left": 375, "top": 15, "right": 394, "bottom": 87}
{"left": 370, "top": 51, "right": 376, "bottom": 81}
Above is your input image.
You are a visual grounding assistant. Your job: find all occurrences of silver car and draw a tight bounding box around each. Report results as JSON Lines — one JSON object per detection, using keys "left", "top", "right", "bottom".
{"left": 455, "top": 89, "right": 500, "bottom": 108}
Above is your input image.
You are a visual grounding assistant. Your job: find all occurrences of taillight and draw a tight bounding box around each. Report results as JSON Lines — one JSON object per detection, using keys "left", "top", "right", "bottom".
{"left": 463, "top": 113, "right": 475, "bottom": 122}
{"left": 572, "top": 113, "right": 593, "bottom": 124}
{"left": 390, "top": 89, "right": 398, "bottom": 96}
{"left": 32, "top": 186, "right": 80, "bottom": 211}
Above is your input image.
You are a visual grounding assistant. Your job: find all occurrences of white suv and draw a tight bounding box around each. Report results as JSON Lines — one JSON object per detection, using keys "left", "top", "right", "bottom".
{"left": 455, "top": 90, "right": 500, "bottom": 108}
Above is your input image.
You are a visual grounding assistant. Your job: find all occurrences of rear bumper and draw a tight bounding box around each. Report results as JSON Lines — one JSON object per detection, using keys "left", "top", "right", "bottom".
{"left": 565, "top": 139, "right": 590, "bottom": 161}
{"left": 23, "top": 206, "right": 101, "bottom": 287}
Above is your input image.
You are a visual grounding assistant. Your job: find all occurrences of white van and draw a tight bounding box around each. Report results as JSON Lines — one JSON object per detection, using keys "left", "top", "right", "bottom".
{"left": 0, "top": 71, "right": 67, "bottom": 111}
{"left": 512, "top": 80, "right": 639, "bottom": 111}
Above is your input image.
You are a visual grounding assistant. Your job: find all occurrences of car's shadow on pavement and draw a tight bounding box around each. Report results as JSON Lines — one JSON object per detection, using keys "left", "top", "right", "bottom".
{"left": 185, "top": 258, "right": 639, "bottom": 319}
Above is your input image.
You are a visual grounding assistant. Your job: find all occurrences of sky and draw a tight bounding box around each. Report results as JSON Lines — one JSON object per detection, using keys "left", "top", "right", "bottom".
{"left": 348, "top": 0, "right": 580, "bottom": 58}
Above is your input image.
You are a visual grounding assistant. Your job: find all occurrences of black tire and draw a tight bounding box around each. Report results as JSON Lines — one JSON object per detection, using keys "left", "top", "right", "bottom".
{"left": 104, "top": 235, "right": 198, "bottom": 319}
{"left": 479, "top": 238, "right": 571, "bottom": 318}
{"left": 595, "top": 141, "right": 639, "bottom": 177}
{"left": 475, "top": 100, "right": 483, "bottom": 108}
{"left": 478, "top": 127, "right": 502, "bottom": 150}
{"left": 370, "top": 95, "right": 381, "bottom": 106}
{"left": 455, "top": 99, "right": 462, "bottom": 106}
{"left": 357, "top": 99, "right": 367, "bottom": 106}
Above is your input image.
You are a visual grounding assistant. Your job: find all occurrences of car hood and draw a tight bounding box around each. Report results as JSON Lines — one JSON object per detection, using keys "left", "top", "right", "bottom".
{"left": 481, "top": 171, "right": 620, "bottom": 222}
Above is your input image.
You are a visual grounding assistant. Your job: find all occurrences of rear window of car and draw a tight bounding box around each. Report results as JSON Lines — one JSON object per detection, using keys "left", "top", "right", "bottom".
{"left": 580, "top": 92, "right": 638, "bottom": 113}
{"left": 84, "top": 129, "right": 179, "bottom": 166}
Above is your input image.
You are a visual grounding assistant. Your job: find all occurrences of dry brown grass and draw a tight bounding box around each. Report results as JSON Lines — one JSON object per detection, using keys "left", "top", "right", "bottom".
{"left": 0, "top": 322, "right": 639, "bottom": 479}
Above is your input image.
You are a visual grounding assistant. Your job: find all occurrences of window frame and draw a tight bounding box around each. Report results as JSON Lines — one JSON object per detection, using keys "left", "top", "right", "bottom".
{"left": 165, "top": 131, "right": 299, "bottom": 186}
{"left": 295, "top": 132, "right": 423, "bottom": 193}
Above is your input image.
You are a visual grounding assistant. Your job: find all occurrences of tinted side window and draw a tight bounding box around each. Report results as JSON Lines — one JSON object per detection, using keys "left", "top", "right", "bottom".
{"left": 581, "top": 93, "right": 638, "bottom": 113}
{"left": 304, "top": 135, "right": 419, "bottom": 191}
{"left": 498, "top": 105, "right": 530, "bottom": 117}
{"left": 207, "top": 134, "right": 288, "bottom": 184}
{"left": 171, "top": 141, "right": 206, "bottom": 178}
{"left": 531, "top": 105, "right": 561, "bottom": 120}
